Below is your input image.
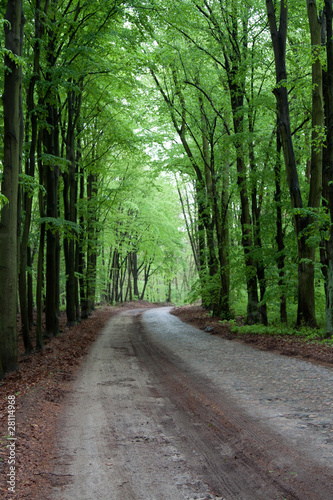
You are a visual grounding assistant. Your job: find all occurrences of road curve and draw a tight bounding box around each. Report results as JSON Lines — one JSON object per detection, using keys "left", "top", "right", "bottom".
{"left": 51, "top": 307, "right": 333, "bottom": 500}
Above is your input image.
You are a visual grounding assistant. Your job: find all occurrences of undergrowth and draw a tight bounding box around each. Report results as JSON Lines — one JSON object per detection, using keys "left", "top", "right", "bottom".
{"left": 221, "top": 321, "right": 333, "bottom": 345}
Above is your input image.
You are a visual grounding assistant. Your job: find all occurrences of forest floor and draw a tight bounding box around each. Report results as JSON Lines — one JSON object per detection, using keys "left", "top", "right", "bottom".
{"left": 0, "top": 301, "right": 159, "bottom": 499}
{"left": 0, "top": 303, "right": 332, "bottom": 499}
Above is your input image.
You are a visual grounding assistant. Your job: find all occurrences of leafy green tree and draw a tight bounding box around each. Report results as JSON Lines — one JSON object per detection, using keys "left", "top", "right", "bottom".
{"left": 266, "top": 0, "right": 323, "bottom": 327}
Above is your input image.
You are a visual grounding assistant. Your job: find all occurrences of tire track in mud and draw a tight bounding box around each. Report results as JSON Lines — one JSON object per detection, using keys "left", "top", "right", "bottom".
{"left": 135, "top": 310, "right": 333, "bottom": 500}
{"left": 51, "top": 308, "right": 333, "bottom": 500}
{"left": 51, "top": 310, "right": 225, "bottom": 500}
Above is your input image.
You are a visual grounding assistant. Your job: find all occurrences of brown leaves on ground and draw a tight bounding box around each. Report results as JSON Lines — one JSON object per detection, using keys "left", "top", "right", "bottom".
{"left": 171, "top": 305, "right": 333, "bottom": 366}
{"left": 0, "top": 300, "right": 163, "bottom": 499}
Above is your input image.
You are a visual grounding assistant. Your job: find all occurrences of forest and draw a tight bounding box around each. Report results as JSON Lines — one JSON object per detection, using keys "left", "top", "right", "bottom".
{"left": 1, "top": 0, "right": 333, "bottom": 379}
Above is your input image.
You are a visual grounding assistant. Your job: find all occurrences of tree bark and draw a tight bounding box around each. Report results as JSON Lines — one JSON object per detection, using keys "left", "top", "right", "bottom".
{"left": 18, "top": 0, "right": 40, "bottom": 353}
{"left": 43, "top": 1, "right": 60, "bottom": 337}
{"left": 78, "top": 164, "right": 89, "bottom": 318}
{"left": 63, "top": 83, "right": 81, "bottom": 325}
{"left": 35, "top": 132, "right": 45, "bottom": 350}
{"left": 229, "top": 82, "right": 259, "bottom": 324}
{"left": 44, "top": 103, "right": 60, "bottom": 337}
{"left": 266, "top": 0, "right": 319, "bottom": 326}
{"left": 221, "top": 9, "right": 260, "bottom": 324}
{"left": 140, "top": 263, "right": 151, "bottom": 300}
{"left": 324, "top": 0, "right": 333, "bottom": 337}
{"left": 86, "top": 172, "right": 98, "bottom": 313}
{"left": 0, "top": 0, "right": 24, "bottom": 376}
{"left": 132, "top": 252, "right": 140, "bottom": 297}
{"left": 275, "top": 128, "right": 288, "bottom": 323}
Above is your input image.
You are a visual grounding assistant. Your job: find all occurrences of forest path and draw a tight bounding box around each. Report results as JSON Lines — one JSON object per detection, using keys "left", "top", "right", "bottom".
{"left": 51, "top": 307, "right": 333, "bottom": 500}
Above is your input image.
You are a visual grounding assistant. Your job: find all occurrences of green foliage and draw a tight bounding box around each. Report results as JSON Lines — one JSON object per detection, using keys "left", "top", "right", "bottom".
{"left": 19, "top": 174, "right": 45, "bottom": 197}
{"left": 1, "top": 0, "right": 330, "bottom": 338}
{"left": 229, "top": 323, "right": 326, "bottom": 341}
{"left": 39, "top": 217, "right": 81, "bottom": 238}
{"left": 188, "top": 272, "right": 221, "bottom": 308}
{"left": 0, "top": 193, "right": 8, "bottom": 208}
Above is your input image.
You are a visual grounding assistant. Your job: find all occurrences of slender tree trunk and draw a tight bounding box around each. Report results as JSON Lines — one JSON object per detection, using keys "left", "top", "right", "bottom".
{"left": 35, "top": 133, "right": 45, "bottom": 350}
{"left": 321, "top": 61, "right": 330, "bottom": 299}
{"left": 201, "top": 98, "right": 230, "bottom": 317}
{"left": 63, "top": 84, "right": 80, "bottom": 325}
{"left": 36, "top": 223, "right": 45, "bottom": 350}
{"left": 18, "top": 3, "right": 40, "bottom": 353}
{"left": 86, "top": 172, "right": 98, "bottom": 312}
{"left": 27, "top": 245, "right": 34, "bottom": 327}
{"left": 166, "top": 281, "right": 172, "bottom": 303}
{"left": 78, "top": 165, "right": 89, "bottom": 319}
{"left": 267, "top": 0, "right": 320, "bottom": 327}
{"left": 236, "top": 150, "right": 260, "bottom": 325}
{"left": 275, "top": 128, "right": 288, "bottom": 323}
{"left": 231, "top": 96, "right": 259, "bottom": 324}
{"left": 126, "top": 253, "right": 133, "bottom": 301}
{"left": 111, "top": 249, "right": 120, "bottom": 303}
{"left": 324, "top": 0, "right": 333, "bottom": 337}
{"left": 225, "top": 42, "right": 260, "bottom": 324}
{"left": 140, "top": 263, "right": 151, "bottom": 300}
{"left": 132, "top": 252, "right": 140, "bottom": 297}
{"left": 218, "top": 163, "right": 231, "bottom": 317}
{"left": 44, "top": 104, "right": 60, "bottom": 337}
{"left": 248, "top": 99, "right": 268, "bottom": 325}
{"left": 177, "top": 181, "right": 200, "bottom": 273}
{"left": 19, "top": 144, "right": 34, "bottom": 353}
{"left": 210, "top": 153, "right": 230, "bottom": 318}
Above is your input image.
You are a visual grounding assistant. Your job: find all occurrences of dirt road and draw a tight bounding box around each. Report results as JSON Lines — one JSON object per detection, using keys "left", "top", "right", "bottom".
{"left": 51, "top": 307, "right": 333, "bottom": 500}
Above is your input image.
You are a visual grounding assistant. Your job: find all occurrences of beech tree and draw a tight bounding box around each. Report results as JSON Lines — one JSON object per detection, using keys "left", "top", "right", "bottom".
{"left": 2, "top": 0, "right": 333, "bottom": 381}
{"left": 324, "top": 0, "right": 333, "bottom": 337}
{"left": 266, "top": 0, "right": 323, "bottom": 327}
{"left": 0, "top": 0, "right": 24, "bottom": 376}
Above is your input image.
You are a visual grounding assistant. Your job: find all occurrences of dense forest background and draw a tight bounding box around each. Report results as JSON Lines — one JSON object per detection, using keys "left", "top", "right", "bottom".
{"left": 1, "top": 0, "right": 333, "bottom": 378}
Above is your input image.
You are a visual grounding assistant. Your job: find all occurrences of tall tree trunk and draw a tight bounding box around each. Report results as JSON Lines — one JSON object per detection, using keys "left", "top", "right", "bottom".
{"left": 0, "top": 0, "right": 24, "bottom": 376}
{"left": 321, "top": 56, "right": 330, "bottom": 299}
{"left": 229, "top": 82, "right": 259, "bottom": 324}
{"left": 218, "top": 163, "right": 231, "bottom": 318}
{"left": 78, "top": 164, "right": 89, "bottom": 319}
{"left": 27, "top": 245, "right": 34, "bottom": 328}
{"left": 132, "top": 252, "right": 140, "bottom": 297}
{"left": 43, "top": 1, "right": 60, "bottom": 337}
{"left": 44, "top": 103, "right": 60, "bottom": 337}
{"left": 224, "top": 29, "right": 260, "bottom": 324}
{"left": 176, "top": 180, "right": 200, "bottom": 273}
{"left": 275, "top": 128, "right": 288, "bottom": 323}
{"left": 195, "top": 181, "right": 207, "bottom": 277}
{"left": 166, "top": 281, "right": 172, "bottom": 303}
{"left": 200, "top": 97, "right": 230, "bottom": 317}
{"left": 110, "top": 249, "right": 120, "bottom": 303}
{"left": 140, "top": 263, "right": 151, "bottom": 300}
{"left": 126, "top": 253, "right": 133, "bottom": 302}
{"left": 63, "top": 84, "right": 80, "bottom": 325}
{"left": 86, "top": 172, "right": 98, "bottom": 313}
{"left": 19, "top": 120, "right": 34, "bottom": 354}
{"left": 324, "top": 0, "right": 333, "bottom": 337}
{"left": 35, "top": 132, "right": 45, "bottom": 350}
{"left": 18, "top": 1, "right": 40, "bottom": 353}
{"left": 249, "top": 99, "right": 268, "bottom": 325}
{"left": 267, "top": 0, "right": 321, "bottom": 327}
{"left": 210, "top": 151, "right": 231, "bottom": 318}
